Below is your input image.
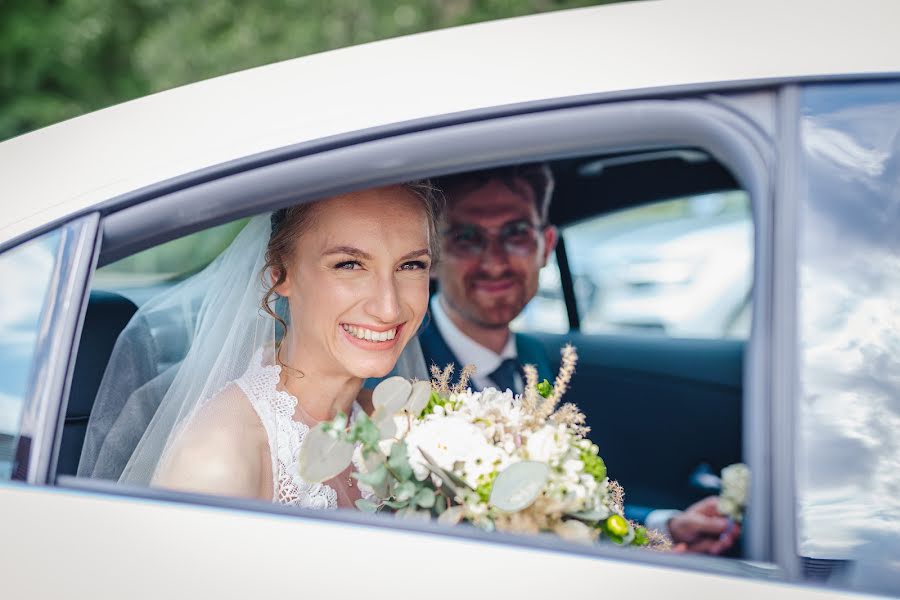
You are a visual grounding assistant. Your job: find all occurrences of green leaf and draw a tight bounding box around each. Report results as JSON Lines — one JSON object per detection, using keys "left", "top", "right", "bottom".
{"left": 405, "top": 380, "right": 432, "bottom": 417}
{"left": 419, "top": 448, "right": 471, "bottom": 490}
{"left": 633, "top": 526, "right": 650, "bottom": 546}
{"left": 569, "top": 506, "right": 611, "bottom": 522}
{"left": 355, "top": 463, "right": 388, "bottom": 487}
{"left": 349, "top": 412, "right": 381, "bottom": 451}
{"left": 297, "top": 423, "right": 354, "bottom": 482}
{"left": 414, "top": 487, "right": 436, "bottom": 509}
{"left": 536, "top": 379, "right": 553, "bottom": 398}
{"left": 383, "top": 499, "right": 409, "bottom": 510}
{"left": 388, "top": 441, "right": 414, "bottom": 482}
{"left": 372, "top": 376, "right": 412, "bottom": 415}
{"left": 434, "top": 494, "right": 447, "bottom": 515}
{"left": 489, "top": 461, "right": 550, "bottom": 512}
{"left": 354, "top": 499, "right": 379, "bottom": 513}
{"left": 374, "top": 413, "right": 398, "bottom": 440}
{"left": 394, "top": 480, "right": 417, "bottom": 502}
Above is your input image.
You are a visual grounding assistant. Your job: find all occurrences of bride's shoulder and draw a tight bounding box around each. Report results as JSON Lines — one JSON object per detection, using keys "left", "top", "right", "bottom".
{"left": 153, "top": 383, "right": 269, "bottom": 498}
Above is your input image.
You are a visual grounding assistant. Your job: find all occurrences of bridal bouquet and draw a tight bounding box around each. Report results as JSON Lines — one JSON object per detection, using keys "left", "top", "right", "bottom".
{"left": 299, "top": 345, "right": 668, "bottom": 549}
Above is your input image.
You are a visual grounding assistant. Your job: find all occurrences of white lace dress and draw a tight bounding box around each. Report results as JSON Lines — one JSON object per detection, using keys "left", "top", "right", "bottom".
{"left": 234, "top": 356, "right": 363, "bottom": 509}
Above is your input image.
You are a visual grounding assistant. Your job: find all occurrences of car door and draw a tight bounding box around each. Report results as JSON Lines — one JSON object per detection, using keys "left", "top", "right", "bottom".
{"left": 1, "top": 89, "right": 871, "bottom": 598}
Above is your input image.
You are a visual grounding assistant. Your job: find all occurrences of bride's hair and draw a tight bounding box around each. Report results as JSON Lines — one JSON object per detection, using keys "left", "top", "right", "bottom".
{"left": 261, "top": 181, "right": 443, "bottom": 336}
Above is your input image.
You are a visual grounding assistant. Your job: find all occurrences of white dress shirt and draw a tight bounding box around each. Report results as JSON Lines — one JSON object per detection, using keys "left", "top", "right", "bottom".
{"left": 430, "top": 294, "right": 522, "bottom": 393}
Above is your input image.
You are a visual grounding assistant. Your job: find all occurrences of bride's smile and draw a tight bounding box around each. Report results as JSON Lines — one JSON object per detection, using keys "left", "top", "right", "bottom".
{"left": 340, "top": 322, "right": 403, "bottom": 345}
{"left": 273, "top": 186, "right": 434, "bottom": 383}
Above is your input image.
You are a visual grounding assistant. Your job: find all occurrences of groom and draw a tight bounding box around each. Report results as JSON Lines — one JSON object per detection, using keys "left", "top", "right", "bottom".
{"left": 421, "top": 163, "right": 740, "bottom": 555}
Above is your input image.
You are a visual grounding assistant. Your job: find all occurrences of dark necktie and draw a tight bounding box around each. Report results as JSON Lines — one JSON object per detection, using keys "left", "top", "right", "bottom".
{"left": 490, "top": 358, "right": 520, "bottom": 393}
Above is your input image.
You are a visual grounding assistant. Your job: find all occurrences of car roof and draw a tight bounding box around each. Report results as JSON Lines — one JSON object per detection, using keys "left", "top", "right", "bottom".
{"left": 1, "top": 0, "right": 899, "bottom": 246}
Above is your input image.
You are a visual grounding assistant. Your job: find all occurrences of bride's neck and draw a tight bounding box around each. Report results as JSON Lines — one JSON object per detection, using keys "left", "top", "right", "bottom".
{"left": 277, "top": 340, "right": 361, "bottom": 424}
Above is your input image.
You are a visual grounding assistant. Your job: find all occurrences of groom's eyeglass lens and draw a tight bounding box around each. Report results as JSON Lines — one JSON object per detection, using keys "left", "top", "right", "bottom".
{"left": 444, "top": 220, "right": 541, "bottom": 258}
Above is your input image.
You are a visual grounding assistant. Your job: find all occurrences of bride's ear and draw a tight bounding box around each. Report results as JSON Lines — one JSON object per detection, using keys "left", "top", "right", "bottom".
{"left": 271, "top": 267, "right": 291, "bottom": 297}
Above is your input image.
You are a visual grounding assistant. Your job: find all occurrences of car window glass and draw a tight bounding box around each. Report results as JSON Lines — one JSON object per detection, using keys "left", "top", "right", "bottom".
{"left": 0, "top": 231, "right": 61, "bottom": 479}
{"left": 514, "top": 191, "right": 752, "bottom": 338}
{"left": 796, "top": 81, "right": 900, "bottom": 591}
{"left": 94, "top": 219, "right": 248, "bottom": 305}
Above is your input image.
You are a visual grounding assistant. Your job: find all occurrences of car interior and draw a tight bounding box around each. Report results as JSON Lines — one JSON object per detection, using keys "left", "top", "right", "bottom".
{"left": 58, "top": 146, "right": 748, "bottom": 552}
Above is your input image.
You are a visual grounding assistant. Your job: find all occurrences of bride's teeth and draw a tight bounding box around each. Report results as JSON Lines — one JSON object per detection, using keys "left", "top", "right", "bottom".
{"left": 343, "top": 324, "right": 398, "bottom": 342}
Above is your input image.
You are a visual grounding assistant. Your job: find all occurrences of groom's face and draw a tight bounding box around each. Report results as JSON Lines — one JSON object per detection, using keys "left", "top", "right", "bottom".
{"left": 436, "top": 178, "right": 557, "bottom": 330}
{"left": 275, "top": 187, "right": 432, "bottom": 379}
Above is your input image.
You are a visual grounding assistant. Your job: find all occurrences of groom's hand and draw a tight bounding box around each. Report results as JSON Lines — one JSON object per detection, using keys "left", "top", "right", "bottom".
{"left": 668, "top": 496, "right": 741, "bottom": 555}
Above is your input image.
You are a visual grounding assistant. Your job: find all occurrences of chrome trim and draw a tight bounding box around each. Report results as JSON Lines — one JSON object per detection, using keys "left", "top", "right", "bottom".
{"left": 17, "top": 213, "right": 100, "bottom": 484}
{"left": 769, "top": 85, "right": 802, "bottom": 580}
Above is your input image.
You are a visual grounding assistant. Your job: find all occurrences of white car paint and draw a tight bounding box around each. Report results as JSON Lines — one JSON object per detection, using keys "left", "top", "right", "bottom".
{"left": 2, "top": 2, "right": 900, "bottom": 597}
{"left": 0, "top": 483, "right": 875, "bottom": 600}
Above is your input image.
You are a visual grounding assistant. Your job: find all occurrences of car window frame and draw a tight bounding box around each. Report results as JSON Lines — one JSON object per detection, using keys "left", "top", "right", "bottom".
{"left": 46, "top": 94, "right": 782, "bottom": 577}
{"left": 9, "top": 213, "right": 100, "bottom": 484}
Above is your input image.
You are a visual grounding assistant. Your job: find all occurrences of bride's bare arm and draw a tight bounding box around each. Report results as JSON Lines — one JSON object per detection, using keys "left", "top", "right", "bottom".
{"left": 153, "top": 388, "right": 269, "bottom": 500}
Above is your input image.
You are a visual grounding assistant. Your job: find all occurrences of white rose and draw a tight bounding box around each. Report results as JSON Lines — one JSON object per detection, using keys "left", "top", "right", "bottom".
{"left": 526, "top": 425, "right": 567, "bottom": 463}
{"left": 404, "top": 417, "right": 494, "bottom": 484}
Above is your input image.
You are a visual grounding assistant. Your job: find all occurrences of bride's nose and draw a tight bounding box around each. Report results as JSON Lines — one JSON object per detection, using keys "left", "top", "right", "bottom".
{"left": 364, "top": 272, "right": 402, "bottom": 323}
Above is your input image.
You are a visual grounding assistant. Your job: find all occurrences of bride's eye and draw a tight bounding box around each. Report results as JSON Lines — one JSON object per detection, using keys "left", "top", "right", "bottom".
{"left": 334, "top": 260, "right": 362, "bottom": 270}
{"left": 399, "top": 260, "right": 429, "bottom": 271}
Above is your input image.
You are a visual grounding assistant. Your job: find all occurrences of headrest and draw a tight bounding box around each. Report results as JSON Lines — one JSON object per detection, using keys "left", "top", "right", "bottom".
{"left": 67, "top": 290, "right": 138, "bottom": 419}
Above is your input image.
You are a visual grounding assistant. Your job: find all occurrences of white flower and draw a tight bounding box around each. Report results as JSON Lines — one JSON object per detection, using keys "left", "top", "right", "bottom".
{"left": 525, "top": 424, "right": 568, "bottom": 463}
{"left": 404, "top": 416, "right": 501, "bottom": 486}
{"left": 719, "top": 463, "right": 750, "bottom": 521}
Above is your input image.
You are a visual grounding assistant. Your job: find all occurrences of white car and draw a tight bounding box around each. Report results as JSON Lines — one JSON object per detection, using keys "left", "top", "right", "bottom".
{"left": 2, "top": 1, "right": 899, "bottom": 598}
{"left": 584, "top": 202, "right": 753, "bottom": 337}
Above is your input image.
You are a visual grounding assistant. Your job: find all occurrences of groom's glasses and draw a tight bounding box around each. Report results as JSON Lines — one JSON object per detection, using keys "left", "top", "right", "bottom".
{"left": 443, "top": 219, "right": 543, "bottom": 258}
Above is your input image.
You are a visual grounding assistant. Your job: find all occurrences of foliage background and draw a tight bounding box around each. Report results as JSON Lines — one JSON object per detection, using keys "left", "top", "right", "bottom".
{"left": 1, "top": 0, "right": 620, "bottom": 142}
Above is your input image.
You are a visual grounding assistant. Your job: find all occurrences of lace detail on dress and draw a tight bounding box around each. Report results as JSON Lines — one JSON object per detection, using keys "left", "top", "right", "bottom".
{"left": 235, "top": 354, "right": 339, "bottom": 510}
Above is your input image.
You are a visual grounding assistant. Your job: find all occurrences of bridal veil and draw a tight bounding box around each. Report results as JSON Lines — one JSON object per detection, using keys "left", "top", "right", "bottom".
{"left": 78, "top": 213, "right": 429, "bottom": 486}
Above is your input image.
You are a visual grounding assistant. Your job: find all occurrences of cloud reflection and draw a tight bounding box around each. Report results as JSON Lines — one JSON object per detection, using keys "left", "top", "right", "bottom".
{"left": 797, "top": 84, "right": 900, "bottom": 577}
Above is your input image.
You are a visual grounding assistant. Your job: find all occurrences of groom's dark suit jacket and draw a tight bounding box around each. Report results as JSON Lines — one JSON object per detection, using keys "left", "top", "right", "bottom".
{"left": 417, "top": 315, "right": 554, "bottom": 390}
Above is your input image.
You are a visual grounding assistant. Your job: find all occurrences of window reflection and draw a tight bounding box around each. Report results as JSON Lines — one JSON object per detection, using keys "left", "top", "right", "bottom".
{"left": 0, "top": 231, "right": 60, "bottom": 478}
{"left": 797, "top": 81, "right": 900, "bottom": 589}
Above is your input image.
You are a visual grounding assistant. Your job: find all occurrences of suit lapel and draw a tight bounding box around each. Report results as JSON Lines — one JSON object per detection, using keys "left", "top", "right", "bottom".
{"left": 417, "top": 314, "right": 464, "bottom": 381}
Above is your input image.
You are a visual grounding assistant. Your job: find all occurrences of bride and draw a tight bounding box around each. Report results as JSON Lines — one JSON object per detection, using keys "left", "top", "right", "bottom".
{"left": 79, "top": 183, "right": 441, "bottom": 509}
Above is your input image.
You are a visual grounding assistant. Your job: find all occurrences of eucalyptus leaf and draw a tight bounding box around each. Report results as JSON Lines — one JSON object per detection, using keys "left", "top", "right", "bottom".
{"left": 372, "top": 376, "right": 412, "bottom": 415}
{"left": 354, "top": 499, "right": 379, "bottom": 513}
{"left": 420, "top": 463, "right": 460, "bottom": 499}
{"left": 394, "top": 480, "right": 417, "bottom": 502}
{"left": 297, "top": 423, "right": 354, "bottom": 482}
{"left": 405, "top": 380, "right": 432, "bottom": 417}
{"left": 620, "top": 522, "right": 636, "bottom": 545}
{"left": 387, "top": 441, "right": 413, "bottom": 482}
{"left": 569, "top": 506, "right": 611, "bottom": 522}
{"left": 355, "top": 463, "right": 388, "bottom": 487}
{"left": 437, "top": 506, "right": 464, "bottom": 526}
{"left": 489, "top": 461, "right": 550, "bottom": 512}
{"left": 414, "top": 487, "right": 436, "bottom": 509}
{"left": 420, "top": 448, "right": 472, "bottom": 490}
{"left": 361, "top": 453, "right": 390, "bottom": 498}
{"left": 374, "top": 412, "right": 398, "bottom": 440}
{"left": 435, "top": 494, "right": 447, "bottom": 515}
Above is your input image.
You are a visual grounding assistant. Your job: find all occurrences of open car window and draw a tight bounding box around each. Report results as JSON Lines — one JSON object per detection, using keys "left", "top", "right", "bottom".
{"left": 48, "top": 93, "right": 790, "bottom": 590}
{"left": 515, "top": 190, "right": 752, "bottom": 339}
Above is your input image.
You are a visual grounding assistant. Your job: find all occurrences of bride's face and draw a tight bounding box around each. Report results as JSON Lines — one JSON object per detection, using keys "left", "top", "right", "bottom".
{"left": 275, "top": 187, "right": 432, "bottom": 379}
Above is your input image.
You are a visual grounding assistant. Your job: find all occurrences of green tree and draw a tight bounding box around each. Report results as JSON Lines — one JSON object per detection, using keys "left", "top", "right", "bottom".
{"left": 1, "top": 0, "right": 617, "bottom": 141}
